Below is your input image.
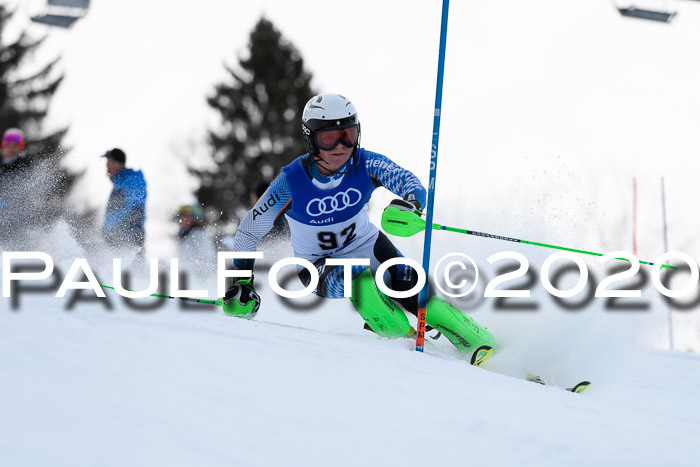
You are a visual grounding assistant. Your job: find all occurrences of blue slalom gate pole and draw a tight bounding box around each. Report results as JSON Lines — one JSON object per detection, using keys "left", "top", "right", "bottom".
{"left": 416, "top": 0, "right": 450, "bottom": 352}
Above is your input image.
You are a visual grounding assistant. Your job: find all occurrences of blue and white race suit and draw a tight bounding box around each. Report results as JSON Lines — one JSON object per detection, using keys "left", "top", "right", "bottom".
{"left": 232, "top": 148, "right": 426, "bottom": 302}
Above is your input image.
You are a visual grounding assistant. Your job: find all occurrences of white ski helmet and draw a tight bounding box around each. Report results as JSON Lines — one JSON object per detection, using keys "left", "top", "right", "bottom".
{"left": 301, "top": 93, "right": 360, "bottom": 156}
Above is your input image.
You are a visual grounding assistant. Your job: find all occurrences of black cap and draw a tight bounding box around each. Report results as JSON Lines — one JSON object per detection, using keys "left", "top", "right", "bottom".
{"left": 254, "top": 181, "right": 270, "bottom": 199}
{"left": 102, "top": 148, "right": 126, "bottom": 165}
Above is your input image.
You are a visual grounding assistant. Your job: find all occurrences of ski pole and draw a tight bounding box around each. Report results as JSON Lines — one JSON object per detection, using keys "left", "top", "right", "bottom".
{"left": 382, "top": 206, "right": 675, "bottom": 269}
{"left": 100, "top": 285, "right": 224, "bottom": 305}
{"left": 415, "top": 0, "right": 451, "bottom": 352}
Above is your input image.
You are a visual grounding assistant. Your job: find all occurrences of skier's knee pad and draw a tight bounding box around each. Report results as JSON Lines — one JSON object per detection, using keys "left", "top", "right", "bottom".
{"left": 349, "top": 269, "right": 413, "bottom": 339}
{"left": 426, "top": 295, "right": 498, "bottom": 353}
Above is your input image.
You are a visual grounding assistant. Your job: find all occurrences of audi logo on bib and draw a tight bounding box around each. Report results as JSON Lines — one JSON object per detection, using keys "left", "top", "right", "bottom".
{"left": 306, "top": 188, "right": 362, "bottom": 217}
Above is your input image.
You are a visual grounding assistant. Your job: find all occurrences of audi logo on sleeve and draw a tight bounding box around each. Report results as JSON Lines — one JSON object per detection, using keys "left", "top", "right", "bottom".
{"left": 306, "top": 188, "right": 362, "bottom": 217}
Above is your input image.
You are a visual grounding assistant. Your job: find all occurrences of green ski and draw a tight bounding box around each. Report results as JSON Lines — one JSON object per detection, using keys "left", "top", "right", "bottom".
{"left": 527, "top": 374, "right": 591, "bottom": 394}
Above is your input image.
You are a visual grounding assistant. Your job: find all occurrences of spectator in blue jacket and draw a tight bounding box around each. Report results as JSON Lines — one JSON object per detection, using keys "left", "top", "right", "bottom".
{"left": 102, "top": 148, "right": 147, "bottom": 254}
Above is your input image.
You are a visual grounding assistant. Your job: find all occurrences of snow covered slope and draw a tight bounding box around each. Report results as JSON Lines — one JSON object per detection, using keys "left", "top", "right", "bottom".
{"left": 2, "top": 280, "right": 699, "bottom": 467}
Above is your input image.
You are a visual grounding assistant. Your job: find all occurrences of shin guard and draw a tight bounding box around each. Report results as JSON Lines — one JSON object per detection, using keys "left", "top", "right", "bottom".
{"left": 349, "top": 269, "right": 413, "bottom": 339}
{"left": 426, "top": 296, "right": 498, "bottom": 363}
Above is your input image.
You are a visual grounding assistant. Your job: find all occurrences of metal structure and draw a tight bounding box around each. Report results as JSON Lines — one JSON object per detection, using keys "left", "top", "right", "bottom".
{"left": 31, "top": 0, "right": 90, "bottom": 28}
{"left": 617, "top": 6, "right": 676, "bottom": 22}
{"left": 615, "top": 0, "right": 677, "bottom": 22}
{"left": 660, "top": 177, "right": 674, "bottom": 351}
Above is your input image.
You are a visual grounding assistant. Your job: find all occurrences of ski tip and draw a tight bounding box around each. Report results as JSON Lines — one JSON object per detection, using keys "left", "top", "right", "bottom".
{"left": 470, "top": 345, "right": 494, "bottom": 367}
{"left": 568, "top": 381, "right": 592, "bottom": 394}
{"left": 526, "top": 375, "right": 591, "bottom": 394}
{"left": 526, "top": 373, "right": 546, "bottom": 385}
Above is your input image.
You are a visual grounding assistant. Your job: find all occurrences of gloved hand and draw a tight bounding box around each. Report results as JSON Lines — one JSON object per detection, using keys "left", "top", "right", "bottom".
{"left": 389, "top": 198, "right": 422, "bottom": 213}
{"left": 381, "top": 198, "right": 426, "bottom": 238}
{"left": 223, "top": 277, "right": 260, "bottom": 319}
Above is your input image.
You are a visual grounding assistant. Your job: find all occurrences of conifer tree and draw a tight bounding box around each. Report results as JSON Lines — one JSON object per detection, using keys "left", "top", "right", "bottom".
{"left": 197, "top": 17, "right": 315, "bottom": 220}
{"left": 0, "top": 5, "right": 75, "bottom": 233}
{"left": 0, "top": 6, "right": 66, "bottom": 155}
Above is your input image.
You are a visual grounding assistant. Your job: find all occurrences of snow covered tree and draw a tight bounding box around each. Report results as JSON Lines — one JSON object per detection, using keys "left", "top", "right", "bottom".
{"left": 0, "top": 5, "right": 80, "bottom": 241}
{"left": 196, "top": 17, "right": 315, "bottom": 221}
{"left": 0, "top": 5, "right": 66, "bottom": 155}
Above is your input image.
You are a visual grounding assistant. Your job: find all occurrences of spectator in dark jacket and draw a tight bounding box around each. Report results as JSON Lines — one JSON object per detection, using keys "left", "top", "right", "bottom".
{"left": 175, "top": 204, "right": 215, "bottom": 277}
{"left": 0, "top": 128, "right": 36, "bottom": 245}
{"left": 102, "top": 148, "right": 147, "bottom": 254}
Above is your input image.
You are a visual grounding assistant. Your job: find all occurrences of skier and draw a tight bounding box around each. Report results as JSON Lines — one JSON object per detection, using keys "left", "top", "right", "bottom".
{"left": 0, "top": 128, "right": 37, "bottom": 245}
{"left": 222, "top": 93, "right": 496, "bottom": 365}
{"left": 0, "top": 128, "right": 31, "bottom": 202}
{"left": 0, "top": 128, "right": 28, "bottom": 170}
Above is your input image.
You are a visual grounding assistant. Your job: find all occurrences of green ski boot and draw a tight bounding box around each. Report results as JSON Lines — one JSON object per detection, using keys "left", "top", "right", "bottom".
{"left": 350, "top": 269, "right": 414, "bottom": 339}
{"left": 426, "top": 295, "right": 497, "bottom": 366}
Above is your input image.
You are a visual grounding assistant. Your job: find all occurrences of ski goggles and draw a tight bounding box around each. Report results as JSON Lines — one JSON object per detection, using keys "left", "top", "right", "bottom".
{"left": 2, "top": 134, "right": 24, "bottom": 149}
{"left": 315, "top": 126, "right": 359, "bottom": 151}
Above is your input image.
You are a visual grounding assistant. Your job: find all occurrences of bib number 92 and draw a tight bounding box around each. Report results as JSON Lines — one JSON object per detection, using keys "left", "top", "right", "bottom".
{"left": 318, "top": 223, "right": 357, "bottom": 250}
